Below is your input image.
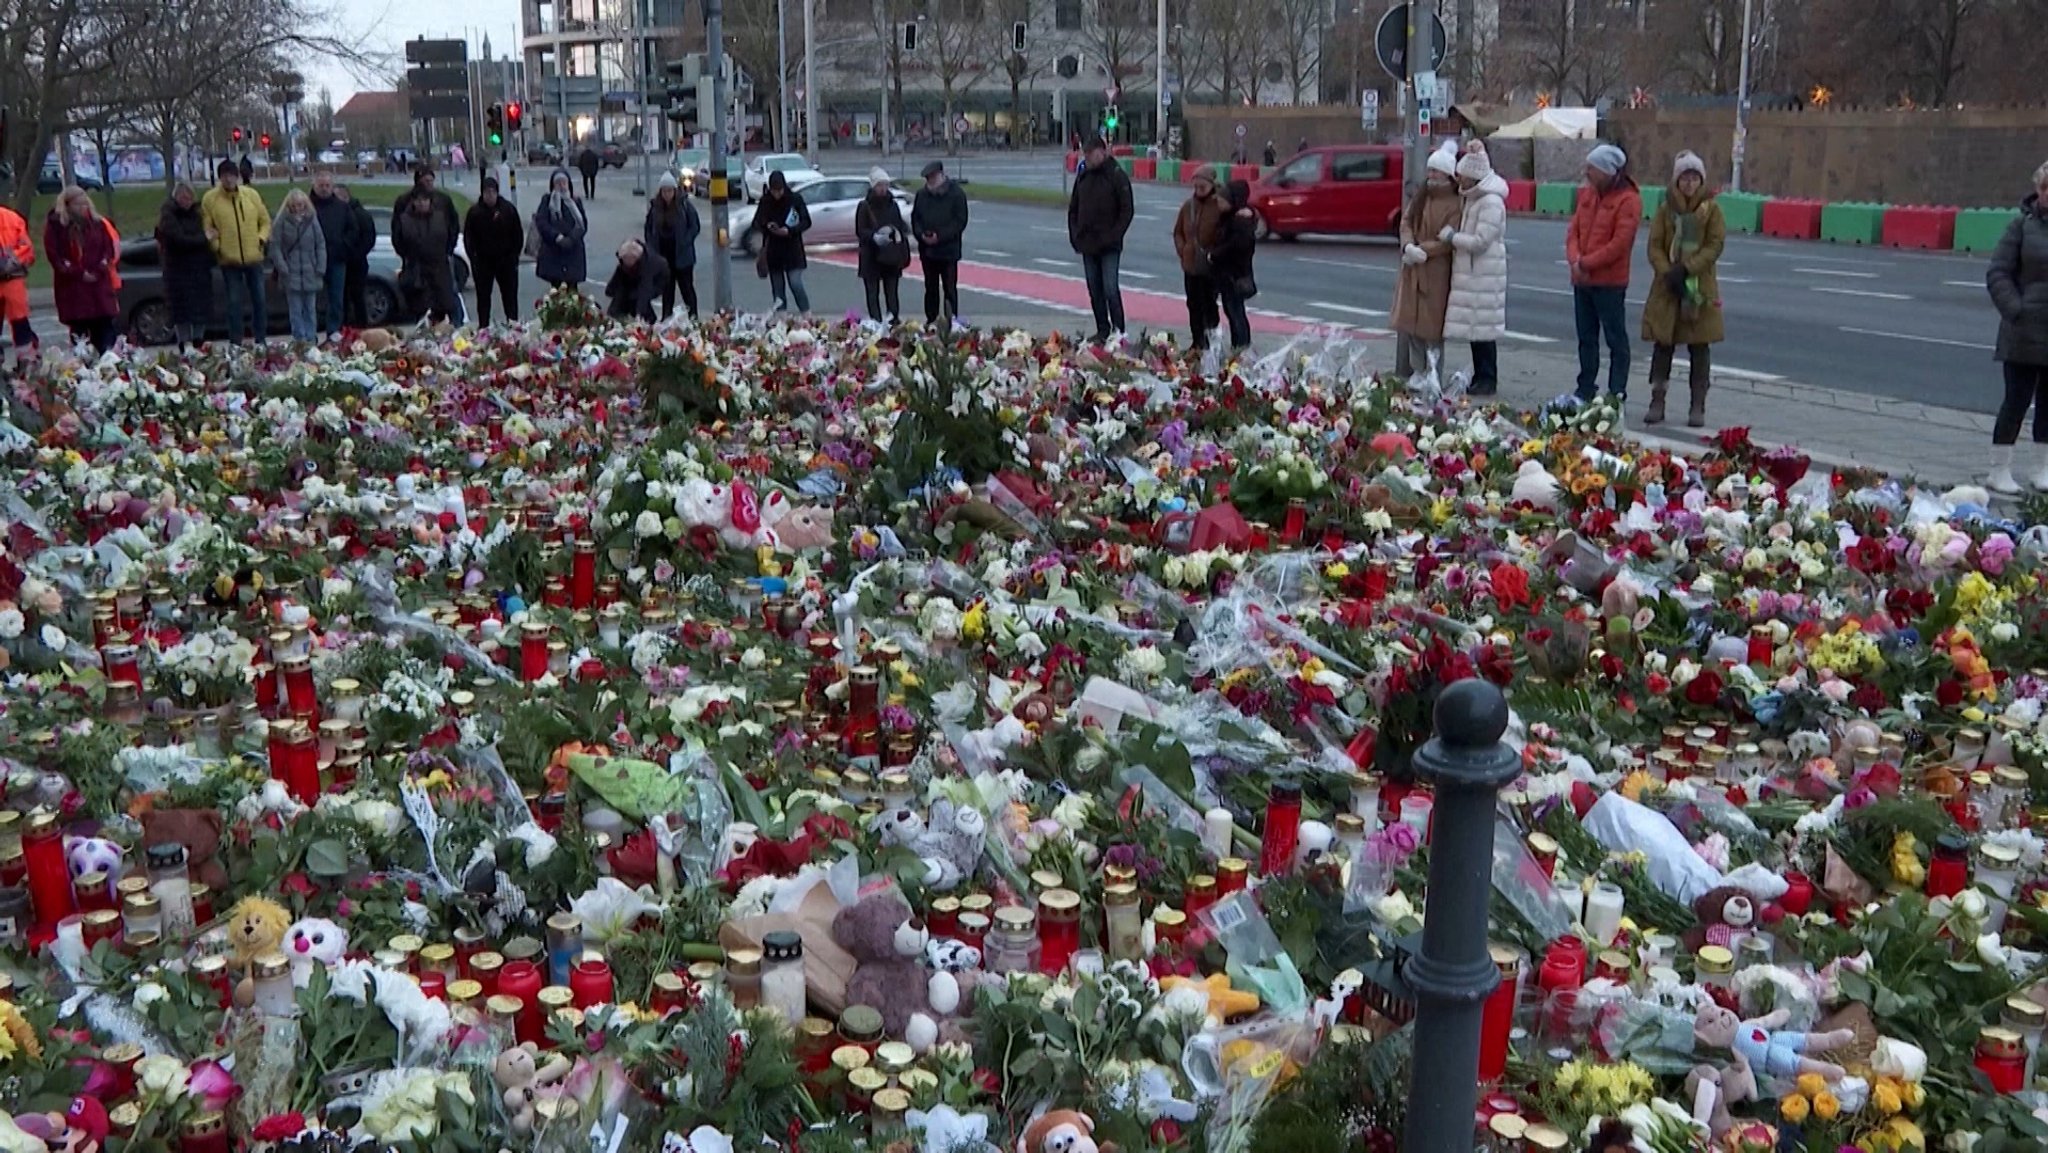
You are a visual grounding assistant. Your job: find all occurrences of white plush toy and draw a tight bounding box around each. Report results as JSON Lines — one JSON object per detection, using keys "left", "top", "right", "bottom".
{"left": 876, "top": 800, "right": 986, "bottom": 891}
{"left": 283, "top": 916, "right": 350, "bottom": 986}
{"left": 1509, "top": 459, "right": 1562, "bottom": 509}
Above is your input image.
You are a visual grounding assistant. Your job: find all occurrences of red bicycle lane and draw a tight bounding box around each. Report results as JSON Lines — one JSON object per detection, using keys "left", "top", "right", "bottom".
{"left": 809, "top": 252, "right": 1391, "bottom": 342}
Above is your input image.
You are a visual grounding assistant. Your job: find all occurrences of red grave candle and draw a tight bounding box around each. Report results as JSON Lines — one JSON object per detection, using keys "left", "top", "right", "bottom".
{"left": 495, "top": 959, "right": 546, "bottom": 1046}
{"left": 520, "top": 622, "right": 550, "bottom": 682}
{"left": 571, "top": 542, "right": 597, "bottom": 609}
{"left": 22, "top": 813, "right": 75, "bottom": 927}
{"left": 1926, "top": 834, "right": 1971, "bottom": 899}
{"left": 280, "top": 655, "right": 317, "bottom": 718}
{"left": 569, "top": 955, "right": 615, "bottom": 1008}
{"left": 1258, "top": 780, "right": 1303, "bottom": 876}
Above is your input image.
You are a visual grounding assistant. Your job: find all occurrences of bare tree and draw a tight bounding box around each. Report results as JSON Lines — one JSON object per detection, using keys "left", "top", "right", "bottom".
{"left": 862, "top": 0, "right": 913, "bottom": 144}
{"left": 924, "top": 0, "right": 993, "bottom": 153}
{"left": 989, "top": 0, "right": 1049, "bottom": 145}
{"left": 1268, "top": 0, "right": 1325, "bottom": 104}
{"left": 1639, "top": 0, "right": 1746, "bottom": 95}
{"left": 1075, "top": 0, "right": 1152, "bottom": 103}
{"left": 1507, "top": 0, "right": 1628, "bottom": 104}
{"left": 1184, "top": 0, "right": 1258, "bottom": 105}
{"left": 1, "top": 0, "right": 145, "bottom": 216}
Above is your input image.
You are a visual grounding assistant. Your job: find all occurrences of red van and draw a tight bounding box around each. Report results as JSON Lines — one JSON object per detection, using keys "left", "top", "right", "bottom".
{"left": 1248, "top": 145, "right": 1407, "bottom": 241}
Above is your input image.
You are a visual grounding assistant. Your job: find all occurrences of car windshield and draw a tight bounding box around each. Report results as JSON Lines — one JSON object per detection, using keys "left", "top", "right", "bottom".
{"left": 674, "top": 149, "right": 707, "bottom": 166}
{"left": 765, "top": 155, "right": 809, "bottom": 172}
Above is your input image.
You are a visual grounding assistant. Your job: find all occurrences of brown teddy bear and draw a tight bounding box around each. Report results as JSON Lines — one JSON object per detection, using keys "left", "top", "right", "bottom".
{"left": 224, "top": 895, "right": 291, "bottom": 976}
{"left": 1017, "top": 1110, "right": 1115, "bottom": 1153}
{"left": 142, "top": 809, "right": 228, "bottom": 894}
{"left": 1681, "top": 886, "right": 1757, "bottom": 954}
{"left": 832, "top": 891, "right": 954, "bottom": 1054}
{"left": 494, "top": 1042, "right": 571, "bottom": 1134}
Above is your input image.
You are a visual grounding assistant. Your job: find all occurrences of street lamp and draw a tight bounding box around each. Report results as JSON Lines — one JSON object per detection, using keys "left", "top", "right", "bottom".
{"left": 1731, "top": 0, "right": 1754, "bottom": 192}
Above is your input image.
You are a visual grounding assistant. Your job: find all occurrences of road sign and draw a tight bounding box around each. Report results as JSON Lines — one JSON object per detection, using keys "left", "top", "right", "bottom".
{"left": 1362, "top": 89, "right": 1379, "bottom": 131}
{"left": 1234, "top": 122, "right": 1246, "bottom": 139}
{"left": 405, "top": 38, "right": 465, "bottom": 66}
{"left": 1374, "top": 4, "right": 1448, "bottom": 81}
{"left": 955, "top": 116, "right": 971, "bottom": 135}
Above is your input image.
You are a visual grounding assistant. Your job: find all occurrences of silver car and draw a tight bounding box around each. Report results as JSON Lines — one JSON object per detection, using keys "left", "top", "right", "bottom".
{"left": 741, "top": 152, "right": 822, "bottom": 203}
{"left": 728, "top": 176, "right": 914, "bottom": 255}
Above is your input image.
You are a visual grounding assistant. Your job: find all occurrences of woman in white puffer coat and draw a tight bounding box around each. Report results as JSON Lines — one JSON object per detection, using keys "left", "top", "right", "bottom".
{"left": 1443, "top": 140, "right": 1510, "bottom": 397}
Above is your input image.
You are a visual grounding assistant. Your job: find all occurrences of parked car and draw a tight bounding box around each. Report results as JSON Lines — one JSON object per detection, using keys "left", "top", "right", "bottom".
{"left": 527, "top": 143, "right": 564, "bottom": 166}
{"left": 1247, "top": 145, "right": 1405, "bottom": 242}
{"left": 318, "top": 150, "right": 345, "bottom": 164}
{"left": 38, "top": 163, "right": 105, "bottom": 194}
{"left": 600, "top": 143, "right": 628, "bottom": 168}
{"left": 741, "top": 153, "right": 822, "bottom": 203}
{"left": 117, "top": 238, "right": 467, "bottom": 344}
{"left": 669, "top": 147, "right": 744, "bottom": 197}
{"left": 727, "top": 175, "right": 912, "bottom": 256}
{"left": 355, "top": 149, "right": 381, "bottom": 167}
{"left": 365, "top": 206, "right": 474, "bottom": 289}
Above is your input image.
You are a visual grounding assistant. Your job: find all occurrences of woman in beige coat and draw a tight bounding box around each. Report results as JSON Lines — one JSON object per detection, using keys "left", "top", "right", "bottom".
{"left": 1641, "top": 150, "right": 1727, "bottom": 426}
{"left": 1393, "top": 144, "right": 1462, "bottom": 378}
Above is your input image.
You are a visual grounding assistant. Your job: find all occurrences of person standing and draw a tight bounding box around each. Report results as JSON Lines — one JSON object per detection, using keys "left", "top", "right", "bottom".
{"left": 308, "top": 172, "right": 357, "bottom": 338}
{"left": 1985, "top": 160, "right": 2048, "bottom": 494}
{"left": 534, "top": 168, "right": 589, "bottom": 292}
{"left": 604, "top": 239, "right": 671, "bottom": 323}
{"left": 749, "top": 171, "right": 812, "bottom": 314}
{"left": 855, "top": 168, "right": 912, "bottom": 324}
{"left": 0, "top": 200, "right": 38, "bottom": 366}
{"left": 1263, "top": 140, "right": 1278, "bottom": 166}
{"left": 1209, "top": 179, "right": 1258, "bottom": 354}
{"left": 642, "top": 172, "right": 701, "bottom": 319}
{"left": 1566, "top": 142, "right": 1641, "bottom": 403}
{"left": 201, "top": 158, "right": 270, "bottom": 343}
{"left": 156, "top": 183, "right": 213, "bottom": 347}
{"left": 238, "top": 153, "right": 254, "bottom": 186}
{"left": 268, "top": 189, "right": 328, "bottom": 343}
{"left": 43, "top": 186, "right": 120, "bottom": 353}
{"left": 393, "top": 192, "right": 457, "bottom": 324}
{"left": 576, "top": 145, "right": 601, "bottom": 199}
{"left": 1171, "top": 169, "right": 1227, "bottom": 351}
{"left": 1393, "top": 144, "right": 1462, "bottom": 379}
{"left": 1640, "top": 150, "right": 1726, "bottom": 427}
{"left": 1067, "top": 134, "right": 1134, "bottom": 343}
{"left": 912, "top": 160, "right": 969, "bottom": 327}
{"left": 464, "top": 176, "right": 526, "bottom": 325}
{"left": 338, "top": 186, "right": 375, "bottom": 327}
{"left": 1443, "top": 141, "right": 1509, "bottom": 397}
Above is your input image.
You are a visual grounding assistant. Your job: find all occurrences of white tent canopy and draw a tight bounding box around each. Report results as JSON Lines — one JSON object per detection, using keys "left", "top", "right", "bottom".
{"left": 1489, "top": 108, "right": 1599, "bottom": 140}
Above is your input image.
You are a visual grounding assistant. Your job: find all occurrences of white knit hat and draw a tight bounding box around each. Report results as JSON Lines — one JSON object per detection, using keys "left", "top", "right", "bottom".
{"left": 1456, "top": 140, "right": 1492, "bottom": 182}
{"left": 1672, "top": 150, "right": 1706, "bottom": 181}
{"left": 869, "top": 167, "right": 892, "bottom": 187}
{"left": 1427, "top": 142, "right": 1458, "bottom": 176}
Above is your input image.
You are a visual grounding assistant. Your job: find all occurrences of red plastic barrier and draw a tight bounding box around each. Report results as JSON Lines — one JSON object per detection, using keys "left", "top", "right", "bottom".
{"left": 1760, "top": 199, "right": 1823, "bottom": 240}
{"left": 1111, "top": 145, "right": 1135, "bottom": 157}
{"left": 1065, "top": 151, "right": 1081, "bottom": 174}
{"left": 1229, "top": 163, "right": 1259, "bottom": 184}
{"left": 1505, "top": 180, "right": 1536, "bottom": 213}
{"left": 1133, "top": 158, "right": 1157, "bottom": 181}
{"left": 1882, "top": 205, "right": 1958, "bottom": 250}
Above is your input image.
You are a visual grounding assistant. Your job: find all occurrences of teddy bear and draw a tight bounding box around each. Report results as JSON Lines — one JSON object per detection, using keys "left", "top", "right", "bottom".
{"left": 64, "top": 837, "right": 123, "bottom": 902}
{"left": 1017, "top": 1110, "right": 1115, "bottom": 1153}
{"left": 1682, "top": 886, "right": 1757, "bottom": 953}
{"left": 1694, "top": 1003, "right": 1855, "bottom": 1086}
{"left": 493, "top": 1042, "right": 571, "bottom": 1134}
{"left": 282, "top": 917, "right": 350, "bottom": 987}
{"left": 224, "top": 895, "right": 292, "bottom": 976}
{"left": 875, "top": 800, "right": 986, "bottom": 892}
{"left": 769, "top": 504, "right": 834, "bottom": 552}
{"left": 833, "top": 890, "right": 956, "bottom": 1054}
{"left": 142, "top": 809, "right": 229, "bottom": 894}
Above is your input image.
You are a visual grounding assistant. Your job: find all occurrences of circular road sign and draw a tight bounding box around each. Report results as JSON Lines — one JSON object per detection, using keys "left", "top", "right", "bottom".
{"left": 1374, "top": 4, "right": 1449, "bottom": 81}
{"left": 1234, "top": 122, "right": 1247, "bottom": 138}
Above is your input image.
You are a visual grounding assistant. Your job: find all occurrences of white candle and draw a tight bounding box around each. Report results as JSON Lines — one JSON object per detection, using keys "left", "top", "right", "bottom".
{"left": 1584, "top": 882, "right": 1625, "bottom": 947}
{"left": 1399, "top": 794, "right": 1433, "bottom": 840}
{"left": 1202, "top": 808, "right": 1236, "bottom": 860}
{"left": 1351, "top": 781, "right": 1382, "bottom": 831}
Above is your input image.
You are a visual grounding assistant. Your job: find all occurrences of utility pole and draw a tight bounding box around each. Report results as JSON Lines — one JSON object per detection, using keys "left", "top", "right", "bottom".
{"left": 1399, "top": 680, "right": 1519, "bottom": 1153}
{"left": 1154, "top": 0, "right": 1167, "bottom": 150}
{"left": 635, "top": 0, "right": 653, "bottom": 194}
{"left": 1404, "top": 0, "right": 1428, "bottom": 198}
{"left": 803, "top": 0, "right": 817, "bottom": 152}
{"left": 708, "top": 0, "right": 734, "bottom": 311}
{"left": 777, "top": 0, "right": 790, "bottom": 149}
{"left": 1732, "top": 0, "right": 1754, "bottom": 192}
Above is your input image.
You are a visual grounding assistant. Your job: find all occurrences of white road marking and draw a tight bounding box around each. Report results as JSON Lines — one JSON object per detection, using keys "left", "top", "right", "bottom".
{"left": 1503, "top": 330, "right": 1559, "bottom": 344}
{"left": 1718, "top": 276, "right": 1754, "bottom": 283}
{"left": 1122, "top": 270, "right": 1159, "bottom": 280}
{"left": 1515, "top": 284, "right": 1572, "bottom": 296}
{"left": 1676, "top": 358, "right": 1782, "bottom": 382}
{"left": 1032, "top": 258, "right": 1067, "bottom": 268}
{"left": 1793, "top": 267, "right": 1879, "bottom": 279}
{"left": 1030, "top": 225, "right": 1065, "bottom": 234}
{"left": 1839, "top": 325, "right": 1994, "bottom": 351}
{"left": 1134, "top": 213, "right": 1162, "bottom": 221}
{"left": 1945, "top": 280, "right": 1984, "bottom": 289}
{"left": 1812, "top": 286, "right": 1912, "bottom": 300}
{"left": 1306, "top": 300, "right": 1388, "bottom": 317}
{"left": 1297, "top": 256, "right": 1388, "bottom": 272}
{"left": 978, "top": 250, "right": 1013, "bottom": 258}
{"left": 1772, "top": 253, "right": 1894, "bottom": 268}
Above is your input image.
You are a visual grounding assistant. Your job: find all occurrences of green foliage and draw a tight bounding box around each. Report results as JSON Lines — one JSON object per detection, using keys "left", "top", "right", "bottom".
{"left": 640, "top": 345, "right": 740, "bottom": 425}
{"left": 1247, "top": 1025, "right": 1410, "bottom": 1152}
{"left": 868, "top": 341, "right": 1015, "bottom": 505}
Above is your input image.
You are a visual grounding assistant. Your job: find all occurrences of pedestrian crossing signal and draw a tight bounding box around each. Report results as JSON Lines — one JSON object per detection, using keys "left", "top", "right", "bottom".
{"left": 259, "top": 133, "right": 271, "bottom": 149}
{"left": 487, "top": 103, "right": 504, "bottom": 146}
{"left": 506, "top": 102, "right": 523, "bottom": 130}
{"left": 1104, "top": 104, "right": 1120, "bottom": 132}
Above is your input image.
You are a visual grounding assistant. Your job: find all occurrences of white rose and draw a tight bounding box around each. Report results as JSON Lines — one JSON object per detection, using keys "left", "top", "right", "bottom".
{"left": 133, "top": 981, "right": 169, "bottom": 1008}
{"left": 1992, "top": 622, "right": 2020, "bottom": 643}
{"left": 0, "top": 607, "right": 22, "bottom": 639}
{"left": 740, "top": 646, "right": 767, "bottom": 669}
{"left": 40, "top": 623, "right": 68, "bottom": 650}
{"left": 633, "top": 510, "right": 663, "bottom": 538}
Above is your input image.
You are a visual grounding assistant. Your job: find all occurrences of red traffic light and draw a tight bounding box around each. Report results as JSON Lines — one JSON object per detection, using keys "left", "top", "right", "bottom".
{"left": 259, "top": 133, "right": 272, "bottom": 148}
{"left": 506, "top": 102, "right": 522, "bottom": 129}
{"left": 231, "top": 127, "right": 243, "bottom": 142}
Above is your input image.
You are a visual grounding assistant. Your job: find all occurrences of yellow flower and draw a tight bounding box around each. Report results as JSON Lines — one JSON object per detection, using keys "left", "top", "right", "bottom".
{"left": 1900, "top": 1081, "right": 1924, "bottom": 1110}
{"left": 1796, "top": 1073, "right": 1828, "bottom": 1099}
{"left": 1885, "top": 1118, "right": 1926, "bottom": 1151}
{"left": 1872, "top": 1081, "right": 1903, "bottom": 1116}
{"left": 1520, "top": 439, "right": 1545, "bottom": 457}
{"left": 1324, "top": 561, "right": 1351, "bottom": 580}
{"left": 961, "top": 603, "right": 987, "bottom": 641}
{"left": 1813, "top": 1091, "right": 1840, "bottom": 1121}
{"left": 1619, "top": 769, "right": 1656, "bottom": 802}
{"left": 1780, "top": 1095, "right": 1810, "bottom": 1124}
{"left": 0, "top": 1021, "right": 15, "bottom": 1061}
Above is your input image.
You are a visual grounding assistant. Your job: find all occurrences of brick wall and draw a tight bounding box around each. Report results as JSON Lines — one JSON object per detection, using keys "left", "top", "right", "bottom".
{"left": 1603, "top": 106, "right": 2048, "bottom": 207}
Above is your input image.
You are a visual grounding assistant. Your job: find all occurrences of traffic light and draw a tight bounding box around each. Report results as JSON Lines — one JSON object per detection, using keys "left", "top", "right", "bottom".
{"left": 902, "top": 20, "right": 917, "bottom": 52}
{"left": 231, "top": 126, "right": 243, "bottom": 144}
{"left": 259, "top": 132, "right": 271, "bottom": 149}
{"left": 487, "top": 103, "right": 504, "bottom": 146}
{"left": 1012, "top": 21, "right": 1026, "bottom": 52}
{"left": 1104, "top": 104, "right": 1120, "bottom": 133}
{"left": 506, "top": 102, "right": 522, "bottom": 131}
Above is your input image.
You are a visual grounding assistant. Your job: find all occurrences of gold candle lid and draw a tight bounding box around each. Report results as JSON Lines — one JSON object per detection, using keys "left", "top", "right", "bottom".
{"left": 537, "top": 985, "right": 575, "bottom": 1009}
{"left": 448, "top": 979, "right": 484, "bottom": 1003}
{"left": 848, "top": 1066, "right": 889, "bottom": 1093}
{"left": 487, "top": 994, "right": 525, "bottom": 1017}
{"left": 831, "top": 1045, "right": 872, "bottom": 1073}
{"left": 873, "top": 1087, "right": 911, "bottom": 1114}
{"left": 253, "top": 951, "right": 291, "bottom": 980}
{"left": 874, "top": 1041, "right": 916, "bottom": 1073}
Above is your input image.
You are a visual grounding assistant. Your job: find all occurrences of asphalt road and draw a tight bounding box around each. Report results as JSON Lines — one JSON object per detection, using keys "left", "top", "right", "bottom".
{"left": 463, "top": 155, "right": 2012, "bottom": 414}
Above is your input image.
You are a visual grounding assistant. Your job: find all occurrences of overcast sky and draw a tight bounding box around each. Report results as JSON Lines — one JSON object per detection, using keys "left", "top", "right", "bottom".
{"left": 308, "top": 0, "right": 525, "bottom": 105}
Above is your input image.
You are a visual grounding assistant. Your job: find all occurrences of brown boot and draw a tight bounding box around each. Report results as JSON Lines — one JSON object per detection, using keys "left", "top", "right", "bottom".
{"left": 1687, "top": 379, "right": 1709, "bottom": 427}
{"left": 1644, "top": 382, "right": 1668, "bottom": 425}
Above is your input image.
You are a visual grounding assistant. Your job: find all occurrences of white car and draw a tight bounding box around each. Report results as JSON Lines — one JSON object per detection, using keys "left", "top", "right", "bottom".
{"left": 318, "top": 150, "right": 345, "bottom": 164}
{"left": 742, "top": 152, "right": 822, "bottom": 203}
{"left": 356, "top": 149, "right": 380, "bottom": 167}
{"left": 728, "top": 175, "right": 913, "bottom": 255}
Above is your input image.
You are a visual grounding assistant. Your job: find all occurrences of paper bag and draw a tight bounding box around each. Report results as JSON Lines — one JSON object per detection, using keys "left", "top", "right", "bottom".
{"left": 720, "top": 881, "right": 856, "bottom": 1016}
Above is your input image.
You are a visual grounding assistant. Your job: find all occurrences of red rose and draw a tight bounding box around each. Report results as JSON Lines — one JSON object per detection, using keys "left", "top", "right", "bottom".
{"left": 253, "top": 1113, "right": 308, "bottom": 1141}
{"left": 1684, "top": 667, "right": 1724, "bottom": 708}
{"left": 1150, "top": 1119, "right": 1185, "bottom": 1145}
{"left": 1935, "top": 679, "right": 1965, "bottom": 708}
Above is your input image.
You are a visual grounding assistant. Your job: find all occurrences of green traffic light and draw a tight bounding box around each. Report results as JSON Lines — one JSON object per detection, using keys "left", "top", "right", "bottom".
{"left": 489, "top": 132, "right": 503, "bottom": 146}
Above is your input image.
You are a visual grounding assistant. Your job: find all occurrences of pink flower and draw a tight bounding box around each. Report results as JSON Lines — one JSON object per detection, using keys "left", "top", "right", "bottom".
{"left": 1980, "top": 532, "right": 2015, "bottom": 576}
{"left": 188, "top": 1058, "right": 240, "bottom": 1111}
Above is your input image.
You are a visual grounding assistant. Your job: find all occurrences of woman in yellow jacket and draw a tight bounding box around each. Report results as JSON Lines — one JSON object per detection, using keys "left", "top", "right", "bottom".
{"left": 0, "top": 203, "right": 35, "bottom": 366}
{"left": 200, "top": 159, "right": 271, "bottom": 343}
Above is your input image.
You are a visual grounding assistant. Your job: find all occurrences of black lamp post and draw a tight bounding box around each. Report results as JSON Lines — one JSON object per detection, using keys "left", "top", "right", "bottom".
{"left": 1400, "top": 678, "right": 1519, "bottom": 1153}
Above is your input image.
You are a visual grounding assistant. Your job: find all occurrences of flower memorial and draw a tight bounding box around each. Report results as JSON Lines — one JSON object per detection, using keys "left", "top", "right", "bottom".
{"left": 3, "top": 314, "right": 2048, "bottom": 1153}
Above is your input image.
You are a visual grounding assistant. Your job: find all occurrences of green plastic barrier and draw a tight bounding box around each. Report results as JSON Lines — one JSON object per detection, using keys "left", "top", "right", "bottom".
{"left": 1717, "top": 192, "right": 1765, "bottom": 234}
{"left": 1821, "top": 202, "right": 1886, "bottom": 245}
{"left": 1535, "top": 182, "right": 1577, "bottom": 216}
{"left": 1211, "top": 162, "right": 1231, "bottom": 184}
{"left": 1158, "top": 159, "right": 1181, "bottom": 183}
{"left": 1116, "top": 157, "right": 1135, "bottom": 174}
{"left": 1639, "top": 185, "right": 1664, "bottom": 220}
{"left": 1954, "top": 207, "right": 2020, "bottom": 254}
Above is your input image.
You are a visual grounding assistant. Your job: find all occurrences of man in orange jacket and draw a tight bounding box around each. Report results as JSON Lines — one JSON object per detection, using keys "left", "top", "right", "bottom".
{"left": 1567, "top": 143, "right": 1641, "bottom": 402}
{"left": 0, "top": 203, "right": 36, "bottom": 368}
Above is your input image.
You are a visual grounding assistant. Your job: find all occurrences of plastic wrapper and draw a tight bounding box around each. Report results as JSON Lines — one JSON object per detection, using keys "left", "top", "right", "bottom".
{"left": 1581, "top": 792, "right": 1725, "bottom": 906}
{"left": 352, "top": 563, "right": 517, "bottom": 683}
{"left": 1185, "top": 1011, "right": 1321, "bottom": 1153}
{"left": 1196, "top": 891, "right": 1308, "bottom": 1015}
{"left": 1593, "top": 994, "right": 1703, "bottom": 1076}
{"left": 1492, "top": 818, "right": 1575, "bottom": 943}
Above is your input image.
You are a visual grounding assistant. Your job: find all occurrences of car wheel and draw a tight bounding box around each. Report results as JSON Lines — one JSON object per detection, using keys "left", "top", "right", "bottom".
{"left": 364, "top": 281, "right": 399, "bottom": 327}
{"left": 129, "top": 300, "right": 174, "bottom": 347}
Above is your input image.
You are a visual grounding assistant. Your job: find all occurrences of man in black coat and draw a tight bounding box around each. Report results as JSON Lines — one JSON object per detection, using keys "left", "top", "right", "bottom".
{"left": 463, "top": 176, "right": 526, "bottom": 325}
{"left": 338, "top": 187, "right": 376, "bottom": 327}
{"left": 1066, "top": 134, "right": 1135, "bottom": 342}
{"left": 911, "top": 160, "right": 969, "bottom": 327}
{"left": 309, "top": 172, "right": 357, "bottom": 338}
{"left": 576, "top": 146, "right": 602, "bottom": 199}
{"left": 238, "top": 153, "right": 254, "bottom": 185}
{"left": 604, "top": 239, "right": 671, "bottom": 323}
